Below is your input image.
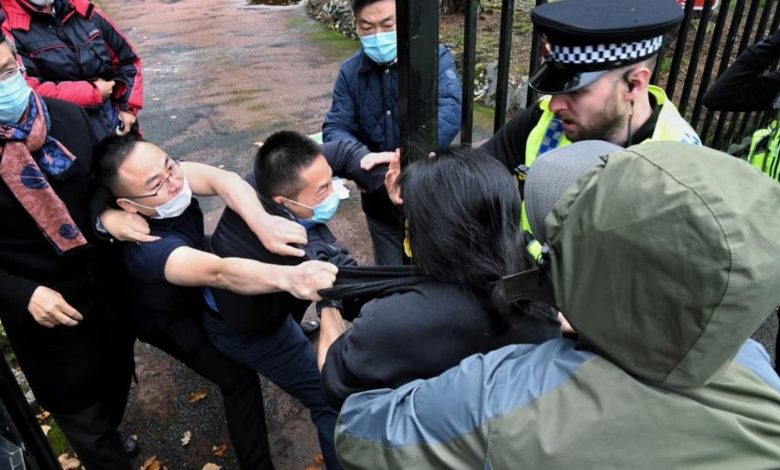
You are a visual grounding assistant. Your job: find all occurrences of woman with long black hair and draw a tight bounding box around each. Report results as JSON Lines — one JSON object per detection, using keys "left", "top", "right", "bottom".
{"left": 318, "top": 147, "right": 561, "bottom": 408}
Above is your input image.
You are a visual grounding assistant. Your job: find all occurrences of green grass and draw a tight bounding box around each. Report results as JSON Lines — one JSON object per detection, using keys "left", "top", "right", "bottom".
{"left": 287, "top": 14, "right": 358, "bottom": 59}
{"left": 473, "top": 103, "right": 496, "bottom": 133}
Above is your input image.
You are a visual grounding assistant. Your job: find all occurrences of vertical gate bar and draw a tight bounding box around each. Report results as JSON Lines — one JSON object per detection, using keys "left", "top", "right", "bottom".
{"left": 754, "top": 0, "right": 775, "bottom": 41}
{"left": 723, "top": 0, "right": 765, "bottom": 147}
{"left": 396, "top": 0, "right": 439, "bottom": 164}
{"left": 678, "top": 0, "right": 714, "bottom": 117}
{"left": 493, "top": 0, "right": 515, "bottom": 132}
{"left": 460, "top": 0, "right": 479, "bottom": 145}
{"left": 691, "top": 0, "right": 732, "bottom": 129}
{"left": 665, "top": 0, "right": 696, "bottom": 99}
{"left": 0, "top": 354, "right": 60, "bottom": 470}
{"left": 709, "top": 0, "right": 748, "bottom": 147}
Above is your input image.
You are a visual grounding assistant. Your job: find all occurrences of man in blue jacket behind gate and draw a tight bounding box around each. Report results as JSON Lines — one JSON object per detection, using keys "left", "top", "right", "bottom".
{"left": 322, "top": 0, "right": 462, "bottom": 265}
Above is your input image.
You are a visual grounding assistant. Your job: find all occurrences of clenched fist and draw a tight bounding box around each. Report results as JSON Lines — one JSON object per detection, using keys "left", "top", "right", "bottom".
{"left": 281, "top": 261, "right": 338, "bottom": 301}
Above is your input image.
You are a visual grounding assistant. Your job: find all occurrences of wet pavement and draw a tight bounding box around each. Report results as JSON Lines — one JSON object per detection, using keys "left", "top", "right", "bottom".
{"left": 105, "top": 0, "right": 368, "bottom": 468}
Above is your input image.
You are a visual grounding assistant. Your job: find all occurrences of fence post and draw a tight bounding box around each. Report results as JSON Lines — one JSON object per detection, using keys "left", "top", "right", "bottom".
{"left": 460, "top": 0, "right": 479, "bottom": 146}
{"left": 494, "top": 0, "right": 515, "bottom": 132}
{"left": 0, "top": 354, "right": 60, "bottom": 470}
{"left": 396, "top": 0, "right": 439, "bottom": 164}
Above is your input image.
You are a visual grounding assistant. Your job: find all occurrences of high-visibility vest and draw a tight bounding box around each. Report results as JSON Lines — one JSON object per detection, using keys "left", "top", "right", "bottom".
{"left": 745, "top": 119, "right": 780, "bottom": 182}
{"left": 520, "top": 85, "right": 702, "bottom": 237}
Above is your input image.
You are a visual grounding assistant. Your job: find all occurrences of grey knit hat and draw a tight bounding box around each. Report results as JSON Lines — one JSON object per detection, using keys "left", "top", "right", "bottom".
{"left": 525, "top": 140, "right": 622, "bottom": 242}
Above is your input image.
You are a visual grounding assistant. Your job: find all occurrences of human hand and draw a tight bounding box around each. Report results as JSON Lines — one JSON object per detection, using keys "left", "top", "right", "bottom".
{"left": 385, "top": 148, "right": 403, "bottom": 205}
{"left": 252, "top": 214, "right": 307, "bottom": 257}
{"left": 282, "top": 261, "right": 338, "bottom": 301}
{"left": 99, "top": 209, "right": 159, "bottom": 242}
{"left": 27, "top": 286, "right": 83, "bottom": 327}
{"left": 117, "top": 111, "right": 136, "bottom": 135}
{"left": 93, "top": 78, "right": 115, "bottom": 100}
{"left": 558, "top": 312, "right": 575, "bottom": 334}
{"left": 360, "top": 151, "right": 396, "bottom": 171}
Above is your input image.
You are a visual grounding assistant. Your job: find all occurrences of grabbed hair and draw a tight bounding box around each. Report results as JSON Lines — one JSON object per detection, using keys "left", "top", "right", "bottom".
{"left": 400, "top": 146, "right": 530, "bottom": 333}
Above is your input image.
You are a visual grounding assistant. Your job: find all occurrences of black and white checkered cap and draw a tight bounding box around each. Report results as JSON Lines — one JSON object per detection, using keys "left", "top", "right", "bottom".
{"left": 550, "top": 35, "right": 664, "bottom": 66}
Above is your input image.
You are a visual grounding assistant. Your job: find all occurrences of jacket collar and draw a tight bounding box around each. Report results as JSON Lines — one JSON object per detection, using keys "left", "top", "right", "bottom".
{"left": 357, "top": 50, "right": 396, "bottom": 74}
{"left": 3, "top": 0, "right": 92, "bottom": 32}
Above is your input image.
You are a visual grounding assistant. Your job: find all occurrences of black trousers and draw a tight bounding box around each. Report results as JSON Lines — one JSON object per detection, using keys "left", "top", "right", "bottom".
{"left": 54, "top": 389, "right": 132, "bottom": 470}
{"left": 138, "top": 314, "right": 271, "bottom": 470}
{"left": 3, "top": 307, "right": 135, "bottom": 470}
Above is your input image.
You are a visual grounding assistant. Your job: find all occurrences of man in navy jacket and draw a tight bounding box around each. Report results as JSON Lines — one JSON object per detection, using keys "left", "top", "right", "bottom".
{"left": 322, "top": 0, "right": 462, "bottom": 265}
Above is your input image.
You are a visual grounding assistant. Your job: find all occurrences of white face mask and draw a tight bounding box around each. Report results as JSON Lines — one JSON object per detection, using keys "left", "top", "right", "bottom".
{"left": 125, "top": 178, "right": 193, "bottom": 219}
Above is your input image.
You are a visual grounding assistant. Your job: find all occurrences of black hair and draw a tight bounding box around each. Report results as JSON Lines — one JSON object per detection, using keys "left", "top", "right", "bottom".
{"left": 351, "top": 0, "right": 387, "bottom": 15}
{"left": 254, "top": 130, "right": 322, "bottom": 199}
{"left": 94, "top": 133, "right": 144, "bottom": 193}
{"left": 399, "top": 147, "right": 529, "bottom": 333}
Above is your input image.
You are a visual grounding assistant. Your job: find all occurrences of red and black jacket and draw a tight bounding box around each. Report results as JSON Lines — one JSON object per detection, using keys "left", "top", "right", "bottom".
{"left": 1, "top": 0, "right": 143, "bottom": 115}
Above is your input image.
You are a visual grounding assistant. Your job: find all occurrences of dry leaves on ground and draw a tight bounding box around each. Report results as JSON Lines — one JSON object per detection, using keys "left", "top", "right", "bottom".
{"left": 40, "top": 424, "right": 51, "bottom": 436}
{"left": 36, "top": 410, "right": 51, "bottom": 421}
{"left": 211, "top": 443, "right": 228, "bottom": 457}
{"left": 180, "top": 430, "right": 192, "bottom": 446}
{"left": 187, "top": 390, "right": 208, "bottom": 403}
{"left": 139, "top": 455, "right": 169, "bottom": 470}
{"left": 202, "top": 464, "right": 221, "bottom": 470}
{"left": 58, "top": 453, "right": 81, "bottom": 470}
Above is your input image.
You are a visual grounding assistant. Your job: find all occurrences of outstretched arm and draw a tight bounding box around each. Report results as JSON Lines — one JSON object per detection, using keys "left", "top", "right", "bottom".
{"left": 164, "top": 246, "right": 337, "bottom": 300}
{"left": 182, "top": 162, "right": 307, "bottom": 257}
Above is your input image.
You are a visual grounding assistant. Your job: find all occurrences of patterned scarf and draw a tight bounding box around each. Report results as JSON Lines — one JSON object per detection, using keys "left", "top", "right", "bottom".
{"left": 0, "top": 92, "right": 88, "bottom": 254}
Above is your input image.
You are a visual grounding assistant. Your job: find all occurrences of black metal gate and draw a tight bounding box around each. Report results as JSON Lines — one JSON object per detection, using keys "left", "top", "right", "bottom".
{"left": 398, "top": 0, "right": 780, "bottom": 155}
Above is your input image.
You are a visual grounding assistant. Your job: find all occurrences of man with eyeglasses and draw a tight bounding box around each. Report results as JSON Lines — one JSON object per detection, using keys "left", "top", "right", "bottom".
{"left": 94, "top": 134, "right": 339, "bottom": 469}
{"left": 0, "top": 30, "right": 136, "bottom": 469}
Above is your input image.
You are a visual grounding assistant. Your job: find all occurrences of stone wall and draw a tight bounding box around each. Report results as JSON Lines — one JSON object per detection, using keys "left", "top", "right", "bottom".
{"left": 304, "top": 0, "right": 357, "bottom": 39}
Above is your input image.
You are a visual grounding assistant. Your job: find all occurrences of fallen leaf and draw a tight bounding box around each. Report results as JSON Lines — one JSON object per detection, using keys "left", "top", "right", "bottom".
{"left": 36, "top": 410, "right": 51, "bottom": 421}
{"left": 253, "top": 141, "right": 264, "bottom": 147}
{"left": 314, "top": 453, "right": 324, "bottom": 465}
{"left": 187, "top": 390, "right": 207, "bottom": 403}
{"left": 140, "top": 455, "right": 162, "bottom": 470}
{"left": 41, "top": 424, "right": 51, "bottom": 436}
{"left": 131, "top": 434, "right": 138, "bottom": 441}
{"left": 211, "top": 443, "right": 228, "bottom": 457}
{"left": 58, "top": 453, "right": 81, "bottom": 470}
{"left": 180, "top": 431, "right": 191, "bottom": 447}
{"left": 202, "top": 464, "right": 221, "bottom": 470}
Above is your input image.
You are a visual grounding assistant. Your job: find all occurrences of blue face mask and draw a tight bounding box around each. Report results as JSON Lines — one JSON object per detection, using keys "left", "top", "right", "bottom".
{"left": 0, "top": 71, "right": 32, "bottom": 124}
{"left": 306, "top": 191, "right": 341, "bottom": 225}
{"left": 360, "top": 31, "right": 397, "bottom": 65}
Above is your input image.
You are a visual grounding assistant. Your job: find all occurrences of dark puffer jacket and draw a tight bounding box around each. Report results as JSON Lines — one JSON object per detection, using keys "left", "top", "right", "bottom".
{"left": 2, "top": 0, "right": 143, "bottom": 139}
{"left": 322, "top": 45, "right": 462, "bottom": 152}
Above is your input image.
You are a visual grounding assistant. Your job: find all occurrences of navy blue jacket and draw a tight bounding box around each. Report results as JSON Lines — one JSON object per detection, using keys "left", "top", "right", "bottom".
{"left": 323, "top": 45, "right": 462, "bottom": 152}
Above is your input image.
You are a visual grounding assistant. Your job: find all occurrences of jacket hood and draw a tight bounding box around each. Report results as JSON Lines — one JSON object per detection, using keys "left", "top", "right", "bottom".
{"left": 542, "top": 141, "right": 780, "bottom": 387}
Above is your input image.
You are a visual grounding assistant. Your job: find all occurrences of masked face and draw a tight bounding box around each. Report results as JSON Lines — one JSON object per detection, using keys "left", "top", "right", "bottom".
{"left": 0, "top": 69, "right": 32, "bottom": 124}
{"left": 360, "top": 31, "right": 397, "bottom": 65}
{"left": 123, "top": 177, "right": 193, "bottom": 219}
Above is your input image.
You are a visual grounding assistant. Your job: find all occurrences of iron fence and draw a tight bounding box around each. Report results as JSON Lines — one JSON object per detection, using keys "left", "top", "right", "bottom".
{"left": 456, "top": 0, "right": 780, "bottom": 152}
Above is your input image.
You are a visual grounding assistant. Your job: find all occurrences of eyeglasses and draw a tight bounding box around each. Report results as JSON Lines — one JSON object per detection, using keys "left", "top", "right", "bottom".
{"left": 123, "top": 157, "right": 182, "bottom": 200}
{"left": 0, "top": 67, "right": 25, "bottom": 82}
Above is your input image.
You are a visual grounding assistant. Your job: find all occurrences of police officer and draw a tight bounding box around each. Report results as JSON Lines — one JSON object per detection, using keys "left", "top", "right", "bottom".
{"left": 483, "top": 0, "right": 701, "bottom": 195}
